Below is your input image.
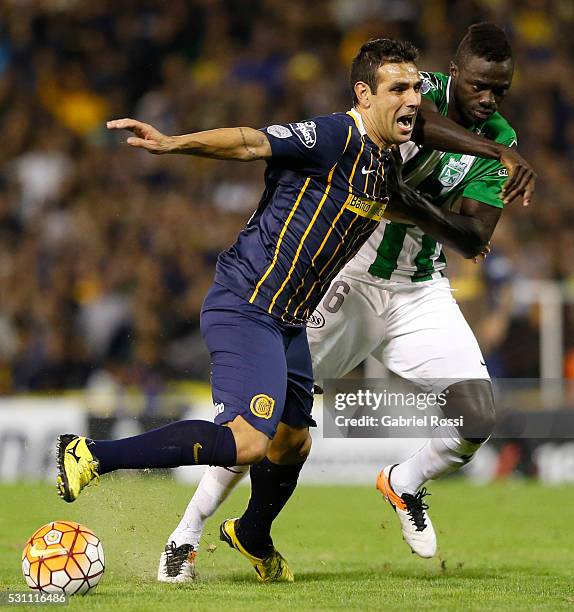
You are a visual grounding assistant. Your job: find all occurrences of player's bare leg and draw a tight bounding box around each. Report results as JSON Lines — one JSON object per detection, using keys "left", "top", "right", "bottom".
{"left": 377, "top": 379, "right": 495, "bottom": 558}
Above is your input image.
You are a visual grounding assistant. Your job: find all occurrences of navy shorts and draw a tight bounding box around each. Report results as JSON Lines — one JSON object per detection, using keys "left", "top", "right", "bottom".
{"left": 200, "top": 283, "right": 316, "bottom": 438}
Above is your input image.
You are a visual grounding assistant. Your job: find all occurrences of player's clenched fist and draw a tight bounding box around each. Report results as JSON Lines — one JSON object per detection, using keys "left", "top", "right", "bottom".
{"left": 106, "top": 118, "right": 176, "bottom": 154}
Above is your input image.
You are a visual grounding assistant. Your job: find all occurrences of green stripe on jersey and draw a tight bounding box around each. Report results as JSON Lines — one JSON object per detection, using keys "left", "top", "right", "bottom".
{"left": 368, "top": 223, "right": 408, "bottom": 279}
{"left": 413, "top": 234, "right": 438, "bottom": 282}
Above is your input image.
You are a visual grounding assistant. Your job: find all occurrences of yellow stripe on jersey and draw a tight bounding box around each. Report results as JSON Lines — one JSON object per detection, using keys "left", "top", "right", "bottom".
{"left": 294, "top": 214, "right": 360, "bottom": 318}
{"left": 290, "top": 126, "right": 364, "bottom": 318}
{"left": 268, "top": 163, "right": 338, "bottom": 313}
{"left": 363, "top": 150, "right": 374, "bottom": 191}
{"left": 249, "top": 177, "right": 311, "bottom": 303}
{"left": 281, "top": 127, "right": 354, "bottom": 316}
{"left": 283, "top": 193, "right": 351, "bottom": 317}
{"left": 344, "top": 194, "right": 387, "bottom": 221}
{"left": 374, "top": 147, "right": 385, "bottom": 195}
{"left": 348, "top": 136, "right": 364, "bottom": 190}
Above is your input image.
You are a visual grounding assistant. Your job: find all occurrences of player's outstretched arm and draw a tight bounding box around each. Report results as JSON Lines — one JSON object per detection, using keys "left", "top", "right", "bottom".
{"left": 106, "top": 118, "right": 272, "bottom": 161}
{"left": 414, "top": 101, "right": 536, "bottom": 207}
{"left": 385, "top": 148, "right": 500, "bottom": 260}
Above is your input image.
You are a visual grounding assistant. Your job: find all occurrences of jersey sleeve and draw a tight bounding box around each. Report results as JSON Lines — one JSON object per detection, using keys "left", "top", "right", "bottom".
{"left": 262, "top": 114, "right": 351, "bottom": 176}
{"left": 419, "top": 71, "right": 446, "bottom": 107}
{"left": 461, "top": 129, "right": 518, "bottom": 209}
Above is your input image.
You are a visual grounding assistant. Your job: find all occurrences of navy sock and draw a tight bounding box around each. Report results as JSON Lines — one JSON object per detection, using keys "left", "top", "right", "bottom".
{"left": 235, "top": 457, "right": 305, "bottom": 558}
{"left": 91, "top": 420, "right": 237, "bottom": 474}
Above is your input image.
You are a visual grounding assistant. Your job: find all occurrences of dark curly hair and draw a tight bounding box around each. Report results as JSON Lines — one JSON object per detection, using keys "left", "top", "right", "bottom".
{"left": 350, "top": 38, "right": 419, "bottom": 105}
{"left": 454, "top": 22, "right": 512, "bottom": 65}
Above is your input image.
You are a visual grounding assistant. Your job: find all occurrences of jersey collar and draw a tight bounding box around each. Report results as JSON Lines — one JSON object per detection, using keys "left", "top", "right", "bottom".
{"left": 348, "top": 108, "right": 367, "bottom": 136}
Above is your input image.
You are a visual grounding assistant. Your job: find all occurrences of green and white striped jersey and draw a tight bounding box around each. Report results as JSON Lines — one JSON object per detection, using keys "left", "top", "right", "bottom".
{"left": 354, "top": 71, "right": 517, "bottom": 283}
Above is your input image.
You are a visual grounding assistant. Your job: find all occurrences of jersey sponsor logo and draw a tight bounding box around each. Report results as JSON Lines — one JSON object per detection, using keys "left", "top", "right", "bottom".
{"left": 438, "top": 158, "right": 469, "bottom": 188}
{"left": 344, "top": 195, "right": 387, "bottom": 221}
{"left": 214, "top": 402, "right": 225, "bottom": 416}
{"left": 307, "top": 310, "right": 325, "bottom": 329}
{"left": 420, "top": 78, "right": 431, "bottom": 95}
{"left": 418, "top": 72, "right": 438, "bottom": 93}
{"left": 290, "top": 121, "right": 317, "bottom": 148}
{"left": 267, "top": 124, "right": 292, "bottom": 139}
{"left": 249, "top": 393, "right": 275, "bottom": 419}
{"left": 361, "top": 166, "right": 376, "bottom": 175}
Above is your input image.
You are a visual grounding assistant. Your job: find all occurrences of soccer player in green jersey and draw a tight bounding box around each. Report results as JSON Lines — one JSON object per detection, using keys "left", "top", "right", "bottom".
{"left": 158, "top": 23, "right": 534, "bottom": 578}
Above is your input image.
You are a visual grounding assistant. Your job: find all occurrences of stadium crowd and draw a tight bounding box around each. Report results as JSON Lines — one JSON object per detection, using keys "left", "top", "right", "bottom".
{"left": 0, "top": 0, "right": 573, "bottom": 393}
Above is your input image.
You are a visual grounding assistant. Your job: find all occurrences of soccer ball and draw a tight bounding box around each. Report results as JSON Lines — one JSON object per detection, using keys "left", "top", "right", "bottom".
{"left": 22, "top": 521, "right": 105, "bottom": 595}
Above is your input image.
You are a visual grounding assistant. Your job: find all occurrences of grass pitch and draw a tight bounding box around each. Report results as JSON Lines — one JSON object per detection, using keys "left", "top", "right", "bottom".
{"left": 1, "top": 477, "right": 573, "bottom": 611}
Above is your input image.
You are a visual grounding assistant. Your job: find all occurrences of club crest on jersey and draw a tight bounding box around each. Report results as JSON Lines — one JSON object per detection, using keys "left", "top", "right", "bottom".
{"left": 250, "top": 393, "right": 275, "bottom": 419}
{"left": 291, "top": 121, "right": 317, "bottom": 148}
{"left": 267, "top": 125, "right": 292, "bottom": 139}
{"left": 439, "top": 158, "right": 468, "bottom": 188}
{"left": 307, "top": 310, "right": 325, "bottom": 329}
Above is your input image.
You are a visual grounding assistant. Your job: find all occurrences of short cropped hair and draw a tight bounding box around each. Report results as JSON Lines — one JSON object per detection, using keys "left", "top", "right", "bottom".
{"left": 350, "top": 38, "right": 419, "bottom": 105}
{"left": 454, "top": 22, "right": 512, "bottom": 65}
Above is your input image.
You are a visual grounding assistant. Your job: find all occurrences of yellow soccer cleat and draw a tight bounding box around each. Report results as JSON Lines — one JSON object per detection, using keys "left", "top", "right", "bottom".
{"left": 219, "top": 518, "right": 294, "bottom": 583}
{"left": 56, "top": 434, "right": 100, "bottom": 503}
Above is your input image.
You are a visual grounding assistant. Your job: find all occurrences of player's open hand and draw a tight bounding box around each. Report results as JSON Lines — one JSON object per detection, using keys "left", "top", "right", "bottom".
{"left": 106, "top": 118, "right": 175, "bottom": 154}
{"left": 498, "top": 147, "right": 536, "bottom": 207}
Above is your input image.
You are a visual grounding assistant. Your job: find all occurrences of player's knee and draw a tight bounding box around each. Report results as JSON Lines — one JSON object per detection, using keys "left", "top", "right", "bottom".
{"left": 235, "top": 435, "right": 270, "bottom": 465}
{"left": 267, "top": 425, "right": 311, "bottom": 465}
{"left": 443, "top": 379, "right": 496, "bottom": 443}
{"left": 226, "top": 416, "right": 271, "bottom": 465}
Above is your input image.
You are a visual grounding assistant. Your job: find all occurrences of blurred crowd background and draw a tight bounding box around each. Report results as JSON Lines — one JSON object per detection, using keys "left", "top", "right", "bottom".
{"left": 0, "top": 0, "right": 573, "bottom": 395}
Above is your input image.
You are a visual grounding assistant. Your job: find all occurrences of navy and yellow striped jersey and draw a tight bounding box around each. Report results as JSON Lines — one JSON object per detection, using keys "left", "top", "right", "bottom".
{"left": 214, "top": 109, "right": 391, "bottom": 325}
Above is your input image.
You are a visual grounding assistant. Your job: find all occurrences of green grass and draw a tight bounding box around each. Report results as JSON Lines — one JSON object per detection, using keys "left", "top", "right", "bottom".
{"left": 1, "top": 477, "right": 573, "bottom": 610}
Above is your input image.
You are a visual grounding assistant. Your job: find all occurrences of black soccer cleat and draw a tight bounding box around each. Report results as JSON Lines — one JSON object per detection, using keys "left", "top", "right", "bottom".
{"left": 157, "top": 541, "right": 197, "bottom": 582}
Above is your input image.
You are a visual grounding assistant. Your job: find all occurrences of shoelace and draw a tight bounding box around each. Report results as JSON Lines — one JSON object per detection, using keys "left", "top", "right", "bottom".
{"left": 79, "top": 459, "right": 100, "bottom": 488}
{"left": 262, "top": 551, "right": 286, "bottom": 581}
{"left": 165, "top": 542, "right": 193, "bottom": 576}
{"left": 402, "top": 487, "right": 430, "bottom": 532}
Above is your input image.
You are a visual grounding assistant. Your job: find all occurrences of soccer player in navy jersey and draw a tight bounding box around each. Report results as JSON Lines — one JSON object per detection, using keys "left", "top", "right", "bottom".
{"left": 56, "top": 38, "right": 534, "bottom": 582}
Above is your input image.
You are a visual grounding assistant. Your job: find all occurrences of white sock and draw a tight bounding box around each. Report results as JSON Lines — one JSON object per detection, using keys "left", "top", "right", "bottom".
{"left": 168, "top": 465, "right": 249, "bottom": 549}
{"left": 391, "top": 426, "right": 483, "bottom": 495}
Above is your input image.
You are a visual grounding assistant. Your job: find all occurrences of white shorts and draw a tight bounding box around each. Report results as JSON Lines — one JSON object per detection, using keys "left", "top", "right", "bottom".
{"left": 307, "top": 266, "right": 489, "bottom": 393}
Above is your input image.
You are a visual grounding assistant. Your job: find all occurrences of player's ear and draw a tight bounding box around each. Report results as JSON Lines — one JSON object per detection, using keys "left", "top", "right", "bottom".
{"left": 353, "top": 81, "right": 371, "bottom": 109}
{"left": 449, "top": 61, "right": 458, "bottom": 80}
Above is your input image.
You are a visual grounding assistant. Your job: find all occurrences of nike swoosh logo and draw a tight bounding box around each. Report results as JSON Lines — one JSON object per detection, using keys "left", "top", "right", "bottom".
{"left": 193, "top": 442, "right": 203, "bottom": 464}
{"left": 480, "top": 360, "right": 486, "bottom": 366}
{"left": 361, "top": 166, "right": 376, "bottom": 175}
{"left": 29, "top": 544, "right": 68, "bottom": 558}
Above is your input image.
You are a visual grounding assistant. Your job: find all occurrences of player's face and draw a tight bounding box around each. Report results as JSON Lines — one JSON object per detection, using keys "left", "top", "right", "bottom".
{"left": 370, "top": 62, "right": 421, "bottom": 145}
{"left": 450, "top": 55, "right": 513, "bottom": 125}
